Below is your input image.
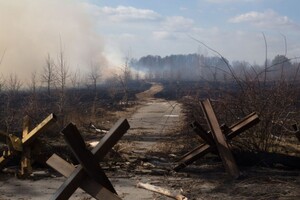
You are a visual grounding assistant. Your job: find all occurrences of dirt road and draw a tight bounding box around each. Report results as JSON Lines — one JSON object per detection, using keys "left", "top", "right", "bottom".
{"left": 0, "top": 83, "right": 184, "bottom": 200}
{"left": 1, "top": 83, "right": 299, "bottom": 200}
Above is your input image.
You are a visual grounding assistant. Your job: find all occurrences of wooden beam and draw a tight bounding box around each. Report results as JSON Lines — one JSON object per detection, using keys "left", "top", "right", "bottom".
{"left": 20, "top": 115, "right": 32, "bottom": 176}
{"left": 201, "top": 99, "right": 240, "bottom": 178}
{"left": 47, "top": 154, "right": 121, "bottom": 200}
{"left": 92, "top": 118, "right": 130, "bottom": 159}
{"left": 22, "top": 115, "right": 31, "bottom": 137}
{"left": 62, "top": 123, "right": 117, "bottom": 194}
{"left": 49, "top": 118, "right": 129, "bottom": 200}
{"left": 22, "top": 113, "right": 57, "bottom": 145}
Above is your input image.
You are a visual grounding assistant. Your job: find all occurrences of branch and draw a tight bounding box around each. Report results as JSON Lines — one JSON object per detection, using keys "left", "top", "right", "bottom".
{"left": 0, "top": 48, "right": 7, "bottom": 66}
{"left": 137, "top": 182, "right": 188, "bottom": 200}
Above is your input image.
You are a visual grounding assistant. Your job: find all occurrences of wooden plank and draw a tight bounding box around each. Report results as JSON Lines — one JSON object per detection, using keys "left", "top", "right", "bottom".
{"left": 92, "top": 118, "right": 130, "bottom": 159}
{"left": 47, "top": 154, "right": 121, "bottom": 200}
{"left": 62, "top": 123, "right": 117, "bottom": 194}
{"left": 22, "top": 115, "right": 31, "bottom": 137}
{"left": 21, "top": 115, "right": 32, "bottom": 176}
{"left": 22, "top": 113, "right": 57, "bottom": 145}
{"left": 201, "top": 99, "right": 240, "bottom": 178}
{"left": 50, "top": 118, "right": 129, "bottom": 200}
{"left": 47, "top": 154, "right": 75, "bottom": 177}
{"left": 0, "top": 154, "right": 13, "bottom": 169}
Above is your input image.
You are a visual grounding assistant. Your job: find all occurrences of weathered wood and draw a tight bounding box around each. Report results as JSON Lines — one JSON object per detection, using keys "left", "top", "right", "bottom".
{"left": 20, "top": 116, "right": 32, "bottom": 176}
{"left": 22, "top": 115, "right": 31, "bottom": 137}
{"left": 47, "top": 154, "right": 121, "bottom": 200}
{"left": 92, "top": 118, "right": 130, "bottom": 159}
{"left": 47, "top": 154, "right": 75, "bottom": 176}
{"left": 49, "top": 118, "right": 129, "bottom": 200}
{"left": 201, "top": 99, "right": 240, "bottom": 178}
{"left": 137, "top": 182, "right": 188, "bottom": 200}
{"left": 62, "top": 123, "right": 117, "bottom": 194}
{"left": 0, "top": 135, "right": 20, "bottom": 169}
{"left": 1, "top": 114, "right": 57, "bottom": 172}
{"left": 22, "top": 113, "right": 57, "bottom": 145}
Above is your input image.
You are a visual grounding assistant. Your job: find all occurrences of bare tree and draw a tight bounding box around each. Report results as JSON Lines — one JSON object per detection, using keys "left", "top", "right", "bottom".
{"left": 25, "top": 71, "right": 41, "bottom": 119}
{"left": 29, "top": 71, "right": 38, "bottom": 94}
{"left": 4, "top": 73, "right": 22, "bottom": 132}
{"left": 118, "top": 56, "right": 132, "bottom": 105}
{"left": 70, "top": 69, "right": 82, "bottom": 89}
{"left": 54, "top": 39, "right": 69, "bottom": 126}
{"left": 88, "top": 61, "right": 101, "bottom": 95}
{"left": 6, "top": 73, "right": 22, "bottom": 96}
{"left": 41, "top": 53, "right": 56, "bottom": 96}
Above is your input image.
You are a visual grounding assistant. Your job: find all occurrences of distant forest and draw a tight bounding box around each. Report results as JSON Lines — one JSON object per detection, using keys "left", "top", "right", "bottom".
{"left": 131, "top": 54, "right": 299, "bottom": 82}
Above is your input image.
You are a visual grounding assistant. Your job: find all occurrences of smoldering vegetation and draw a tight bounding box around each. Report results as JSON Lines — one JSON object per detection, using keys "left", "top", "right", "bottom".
{"left": 135, "top": 53, "right": 300, "bottom": 155}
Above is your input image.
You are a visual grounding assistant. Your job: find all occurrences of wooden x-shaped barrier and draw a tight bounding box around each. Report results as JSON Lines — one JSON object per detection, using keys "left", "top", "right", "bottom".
{"left": 0, "top": 114, "right": 57, "bottom": 176}
{"left": 174, "top": 99, "right": 260, "bottom": 178}
{"left": 47, "top": 118, "right": 130, "bottom": 200}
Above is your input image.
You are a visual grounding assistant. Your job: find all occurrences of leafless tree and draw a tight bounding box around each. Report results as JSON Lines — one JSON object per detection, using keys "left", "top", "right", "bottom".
{"left": 118, "top": 56, "right": 132, "bottom": 105}
{"left": 25, "top": 71, "right": 41, "bottom": 119}
{"left": 41, "top": 53, "right": 56, "bottom": 96}
{"left": 54, "top": 39, "right": 69, "bottom": 126}
{"left": 70, "top": 69, "right": 82, "bottom": 89}
{"left": 3, "top": 73, "right": 22, "bottom": 132}
{"left": 6, "top": 73, "right": 22, "bottom": 96}
{"left": 88, "top": 61, "right": 101, "bottom": 95}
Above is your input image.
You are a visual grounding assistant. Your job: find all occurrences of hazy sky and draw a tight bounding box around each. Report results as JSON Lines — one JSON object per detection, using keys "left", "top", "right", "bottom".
{"left": 0, "top": 0, "right": 300, "bottom": 82}
{"left": 87, "top": 0, "right": 300, "bottom": 64}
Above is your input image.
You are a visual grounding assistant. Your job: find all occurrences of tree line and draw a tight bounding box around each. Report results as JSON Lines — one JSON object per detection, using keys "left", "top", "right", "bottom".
{"left": 131, "top": 54, "right": 299, "bottom": 82}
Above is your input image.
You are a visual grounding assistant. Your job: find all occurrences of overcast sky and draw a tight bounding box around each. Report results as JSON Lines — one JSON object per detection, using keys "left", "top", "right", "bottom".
{"left": 0, "top": 0, "right": 300, "bottom": 82}
{"left": 84, "top": 0, "right": 300, "bottom": 64}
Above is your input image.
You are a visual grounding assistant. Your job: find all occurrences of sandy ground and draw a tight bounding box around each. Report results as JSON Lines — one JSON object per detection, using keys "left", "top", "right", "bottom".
{"left": 0, "top": 83, "right": 299, "bottom": 200}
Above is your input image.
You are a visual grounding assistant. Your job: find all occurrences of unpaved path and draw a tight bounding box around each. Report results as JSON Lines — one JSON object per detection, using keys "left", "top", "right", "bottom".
{"left": 0, "top": 83, "right": 184, "bottom": 200}
{"left": 114, "top": 83, "right": 183, "bottom": 199}
{"left": 1, "top": 83, "right": 299, "bottom": 200}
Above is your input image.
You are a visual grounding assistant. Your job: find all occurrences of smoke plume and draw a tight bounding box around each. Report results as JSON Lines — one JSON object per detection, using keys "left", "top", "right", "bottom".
{"left": 0, "top": 0, "right": 110, "bottom": 85}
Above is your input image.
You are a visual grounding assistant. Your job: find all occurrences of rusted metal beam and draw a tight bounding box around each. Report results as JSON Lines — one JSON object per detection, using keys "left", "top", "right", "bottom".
{"left": 174, "top": 109, "right": 259, "bottom": 173}
{"left": 174, "top": 143, "right": 213, "bottom": 171}
{"left": 190, "top": 121, "right": 215, "bottom": 146}
{"left": 200, "top": 99, "right": 240, "bottom": 178}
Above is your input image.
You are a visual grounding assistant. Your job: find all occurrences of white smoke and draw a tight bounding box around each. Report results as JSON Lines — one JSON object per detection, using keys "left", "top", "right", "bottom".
{"left": 0, "top": 0, "right": 116, "bottom": 85}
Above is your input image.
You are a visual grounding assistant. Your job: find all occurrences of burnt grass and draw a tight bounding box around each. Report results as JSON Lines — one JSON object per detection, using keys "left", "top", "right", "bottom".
{"left": 0, "top": 80, "right": 151, "bottom": 165}
{"left": 1, "top": 79, "right": 300, "bottom": 199}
